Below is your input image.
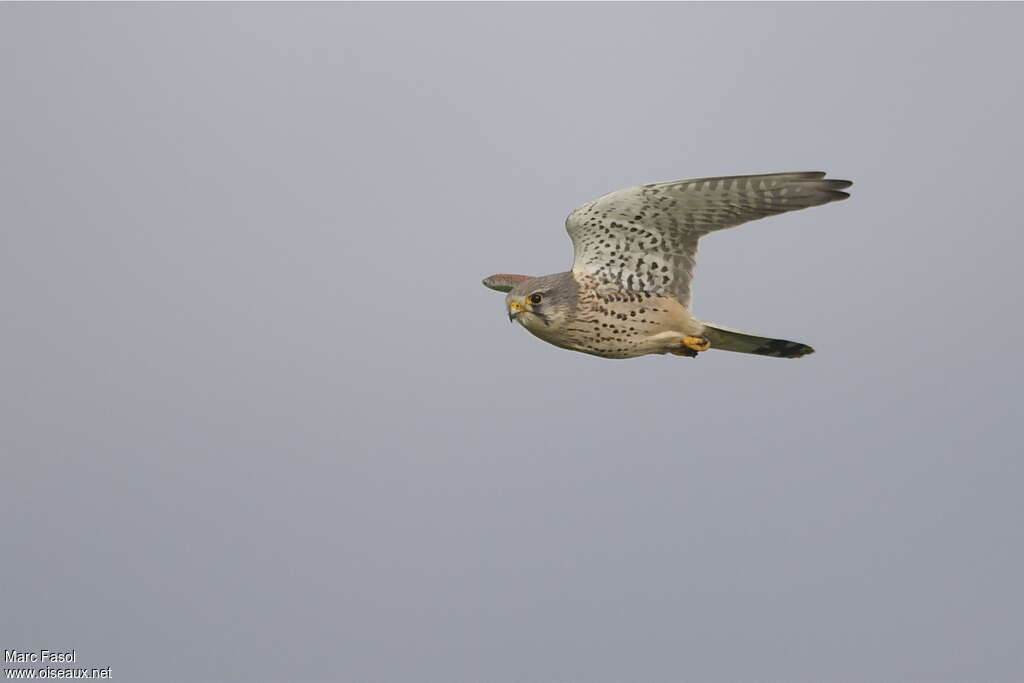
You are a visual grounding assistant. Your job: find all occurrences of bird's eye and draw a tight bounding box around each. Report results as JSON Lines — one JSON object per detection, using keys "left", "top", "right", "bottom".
{"left": 529, "top": 293, "right": 543, "bottom": 305}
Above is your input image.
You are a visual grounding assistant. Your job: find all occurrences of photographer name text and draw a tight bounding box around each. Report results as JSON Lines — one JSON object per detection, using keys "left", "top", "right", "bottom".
{"left": 4, "top": 651, "right": 77, "bottom": 664}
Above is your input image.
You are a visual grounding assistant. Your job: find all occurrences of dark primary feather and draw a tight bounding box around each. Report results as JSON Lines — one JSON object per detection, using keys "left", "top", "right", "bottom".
{"left": 482, "top": 273, "right": 534, "bottom": 292}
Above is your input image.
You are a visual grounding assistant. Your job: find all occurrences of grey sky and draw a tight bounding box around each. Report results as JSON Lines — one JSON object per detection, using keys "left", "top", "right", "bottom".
{"left": 2, "top": 3, "right": 1022, "bottom": 682}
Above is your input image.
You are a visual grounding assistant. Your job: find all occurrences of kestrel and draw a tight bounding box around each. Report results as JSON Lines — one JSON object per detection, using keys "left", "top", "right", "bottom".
{"left": 483, "top": 171, "right": 852, "bottom": 359}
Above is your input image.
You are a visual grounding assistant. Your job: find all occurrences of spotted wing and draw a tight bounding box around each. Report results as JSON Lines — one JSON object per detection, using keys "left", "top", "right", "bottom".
{"left": 565, "top": 172, "right": 851, "bottom": 308}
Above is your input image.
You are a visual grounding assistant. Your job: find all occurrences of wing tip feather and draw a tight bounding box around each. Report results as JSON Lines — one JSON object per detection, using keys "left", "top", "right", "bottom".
{"left": 482, "top": 273, "right": 534, "bottom": 292}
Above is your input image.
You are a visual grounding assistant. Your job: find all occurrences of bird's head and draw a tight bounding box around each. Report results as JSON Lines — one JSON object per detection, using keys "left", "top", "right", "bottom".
{"left": 483, "top": 272, "right": 579, "bottom": 339}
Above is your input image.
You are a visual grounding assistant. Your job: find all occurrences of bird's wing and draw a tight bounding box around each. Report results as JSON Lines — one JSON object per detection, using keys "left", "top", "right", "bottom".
{"left": 482, "top": 273, "right": 535, "bottom": 292}
{"left": 565, "top": 171, "right": 851, "bottom": 308}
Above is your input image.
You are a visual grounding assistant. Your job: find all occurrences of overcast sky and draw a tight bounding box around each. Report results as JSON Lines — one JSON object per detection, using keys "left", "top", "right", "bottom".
{"left": 2, "top": 3, "right": 1022, "bottom": 682}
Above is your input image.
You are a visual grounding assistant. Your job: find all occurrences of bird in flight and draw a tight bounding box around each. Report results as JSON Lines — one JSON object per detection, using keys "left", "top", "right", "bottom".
{"left": 483, "top": 171, "right": 851, "bottom": 360}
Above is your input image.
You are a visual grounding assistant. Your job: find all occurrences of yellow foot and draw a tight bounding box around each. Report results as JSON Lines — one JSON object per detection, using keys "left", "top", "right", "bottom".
{"left": 682, "top": 336, "right": 711, "bottom": 352}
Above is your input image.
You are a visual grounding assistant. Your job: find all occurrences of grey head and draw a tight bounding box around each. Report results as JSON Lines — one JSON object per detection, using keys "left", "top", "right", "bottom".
{"left": 482, "top": 271, "right": 579, "bottom": 342}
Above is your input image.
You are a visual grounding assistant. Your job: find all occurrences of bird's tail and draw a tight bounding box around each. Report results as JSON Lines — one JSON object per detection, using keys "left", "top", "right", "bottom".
{"left": 702, "top": 323, "right": 814, "bottom": 359}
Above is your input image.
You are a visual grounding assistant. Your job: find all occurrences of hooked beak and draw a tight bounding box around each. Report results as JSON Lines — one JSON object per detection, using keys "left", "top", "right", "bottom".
{"left": 508, "top": 299, "right": 524, "bottom": 322}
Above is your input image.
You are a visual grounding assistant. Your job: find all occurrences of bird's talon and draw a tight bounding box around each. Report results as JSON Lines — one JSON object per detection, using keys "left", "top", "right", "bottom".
{"left": 682, "top": 336, "right": 711, "bottom": 352}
